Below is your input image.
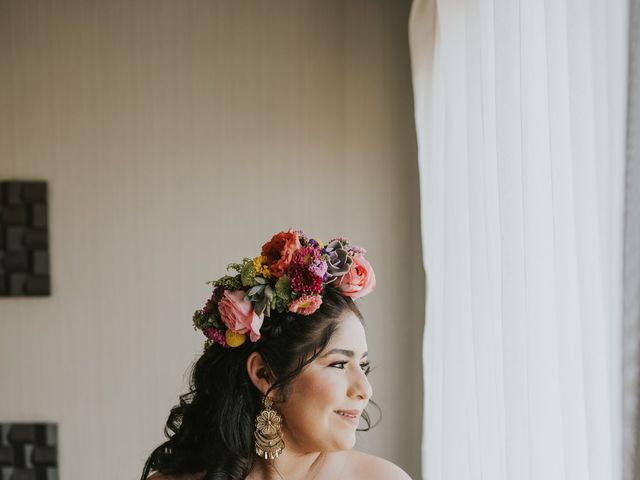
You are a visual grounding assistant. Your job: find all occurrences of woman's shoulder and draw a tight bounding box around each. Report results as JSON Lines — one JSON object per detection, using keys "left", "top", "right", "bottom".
{"left": 340, "top": 450, "right": 413, "bottom": 480}
{"left": 146, "top": 453, "right": 411, "bottom": 480}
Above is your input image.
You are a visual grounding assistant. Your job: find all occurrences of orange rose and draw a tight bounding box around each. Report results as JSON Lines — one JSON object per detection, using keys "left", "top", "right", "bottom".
{"left": 335, "top": 254, "right": 376, "bottom": 299}
{"left": 260, "top": 229, "right": 301, "bottom": 278}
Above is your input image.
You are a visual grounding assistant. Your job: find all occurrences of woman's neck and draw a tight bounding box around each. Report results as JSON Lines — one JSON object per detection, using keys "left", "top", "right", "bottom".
{"left": 250, "top": 450, "right": 327, "bottom": 480}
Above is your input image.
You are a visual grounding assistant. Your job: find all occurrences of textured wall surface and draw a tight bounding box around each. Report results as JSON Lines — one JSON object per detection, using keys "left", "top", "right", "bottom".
{"left": 0, "top": 1, "right": 422, "bottom": 478}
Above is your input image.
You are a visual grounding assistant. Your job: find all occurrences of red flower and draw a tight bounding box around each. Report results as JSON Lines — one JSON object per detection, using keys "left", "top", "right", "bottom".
{"left": 288, "top": 264, "right": 324, "bottom": 294}
{"left": 260, "top": 229, "right": 301, "bottom": 278}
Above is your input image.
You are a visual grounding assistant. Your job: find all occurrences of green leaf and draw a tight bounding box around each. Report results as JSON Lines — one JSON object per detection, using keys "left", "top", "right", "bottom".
{"left": 273, "top": 296, "right": 288, "bottom": 313}
{"left": 248, "top": 284, "right": 265, "bottom": 297}
{"left": 255, "top": 298, "right": 266, "bottom": 315}
{"left": 264, "top": 285, "right": 274, "bottom": 300}
{"left": 275, "top": 275, "right": 292, "bottom": 300}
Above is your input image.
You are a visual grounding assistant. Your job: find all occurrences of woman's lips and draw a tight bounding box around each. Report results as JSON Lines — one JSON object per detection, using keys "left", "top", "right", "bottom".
{"left": 334, "top": 410, "right": 361, "bottom": 424}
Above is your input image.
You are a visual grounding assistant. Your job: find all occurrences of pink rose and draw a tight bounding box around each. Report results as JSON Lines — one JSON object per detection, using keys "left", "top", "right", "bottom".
{"left": 335, "top": 254, "right": 376, "bottom": 299}
{"left": 217, "top": 290, "right": 264, "bottom": 342}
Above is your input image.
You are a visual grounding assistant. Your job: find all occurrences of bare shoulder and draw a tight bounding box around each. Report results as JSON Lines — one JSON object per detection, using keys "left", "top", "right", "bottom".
{"left": 342, "top": 450, "right": 413, "bottom": 480}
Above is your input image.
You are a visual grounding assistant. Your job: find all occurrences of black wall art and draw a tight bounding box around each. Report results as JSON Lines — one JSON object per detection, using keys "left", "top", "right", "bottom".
{"left": 0, "top": 181, "right": 50, "bottom": 296}
{"left": 0, "top": 423, "right": 58, "bottom": 480}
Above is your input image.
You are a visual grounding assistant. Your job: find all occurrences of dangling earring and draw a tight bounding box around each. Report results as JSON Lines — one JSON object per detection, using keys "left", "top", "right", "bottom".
{"left": 254, "top": 395, "right": 285, "bottom": 460}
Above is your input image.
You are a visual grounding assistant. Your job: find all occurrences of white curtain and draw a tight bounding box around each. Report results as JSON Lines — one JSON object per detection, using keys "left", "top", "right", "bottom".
{"left": 409, "top": 1, "right": 628, "bottom": 479}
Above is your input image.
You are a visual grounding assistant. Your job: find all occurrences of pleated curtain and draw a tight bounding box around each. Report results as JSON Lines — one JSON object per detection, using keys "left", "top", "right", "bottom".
{"left": 409, "top": 0, "right": 629, "bottom": 479}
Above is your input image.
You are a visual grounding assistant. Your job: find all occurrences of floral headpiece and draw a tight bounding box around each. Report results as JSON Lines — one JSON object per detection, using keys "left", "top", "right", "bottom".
{"left": 192, "top": 229, "right": 376, "bottom": 349}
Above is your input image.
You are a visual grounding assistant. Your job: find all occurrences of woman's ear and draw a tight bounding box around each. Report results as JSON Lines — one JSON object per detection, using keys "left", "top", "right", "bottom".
{"left": 246, "top": 351, "right": 274, "bottom": 396}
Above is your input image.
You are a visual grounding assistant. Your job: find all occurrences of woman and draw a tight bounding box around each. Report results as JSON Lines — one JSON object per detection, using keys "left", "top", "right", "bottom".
{"left": 140, "top": 229, "right": 411, "bottom": 480}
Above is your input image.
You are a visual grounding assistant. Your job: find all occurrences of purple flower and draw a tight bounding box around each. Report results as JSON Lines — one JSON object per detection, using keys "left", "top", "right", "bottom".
{"left": 203, "top": 327, "right": 228, "bottom": 348}
{"left": 288, "top": 247, "right": 326, "bottom": 294}
{"left": 350, "top": 245, "right": 367, "bottom": 255}
{"left": 213, "top": 286, "right": 224, "bottom": 302}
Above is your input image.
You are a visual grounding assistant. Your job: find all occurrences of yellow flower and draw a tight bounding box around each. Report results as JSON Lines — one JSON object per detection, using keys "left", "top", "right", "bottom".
{"left": 311, "top": 238, "right": 325, "bottom": 248}
{"left": 225, "top": 329, "right": 247, "bottom": 347}
{"left": 253, "top": 255, "right": 272, "bottom": 278}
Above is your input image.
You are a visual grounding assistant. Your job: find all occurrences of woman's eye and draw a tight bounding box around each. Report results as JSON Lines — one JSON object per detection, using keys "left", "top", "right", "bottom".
{"left": 329, "top": 361, "right": 372, "bottom": 375}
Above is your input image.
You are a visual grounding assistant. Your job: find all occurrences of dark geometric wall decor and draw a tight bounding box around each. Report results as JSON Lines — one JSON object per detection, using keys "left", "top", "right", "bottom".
{"left": 0, "top": 423, "right": 58, "bottom": 480}
{"left": 0, "top": 181, "right": 50, "bottom": 296}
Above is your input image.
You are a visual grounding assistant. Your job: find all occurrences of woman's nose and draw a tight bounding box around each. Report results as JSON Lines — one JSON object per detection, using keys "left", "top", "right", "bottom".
{"left": 349, "top": 368, "right": 373, "bottom": 401}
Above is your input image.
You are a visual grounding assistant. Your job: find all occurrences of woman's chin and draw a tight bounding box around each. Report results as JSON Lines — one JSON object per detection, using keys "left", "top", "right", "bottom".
{"left": 330, "top": 433, "right": 357, "bottom": 451}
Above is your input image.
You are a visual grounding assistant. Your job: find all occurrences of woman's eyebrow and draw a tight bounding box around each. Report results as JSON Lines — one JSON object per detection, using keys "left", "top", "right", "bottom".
{"left": 320, "top": 349, "right": 368, "bottom": 359}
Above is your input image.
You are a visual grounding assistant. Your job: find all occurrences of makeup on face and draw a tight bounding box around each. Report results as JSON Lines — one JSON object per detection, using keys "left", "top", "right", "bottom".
{"left": 278, "top": 312, "right": 374, "bottom": 453}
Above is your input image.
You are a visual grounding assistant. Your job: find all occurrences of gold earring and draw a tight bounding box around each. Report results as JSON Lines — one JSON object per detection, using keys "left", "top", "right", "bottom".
{"left": 254, "top": 395, "right": 285, "bottom": 460}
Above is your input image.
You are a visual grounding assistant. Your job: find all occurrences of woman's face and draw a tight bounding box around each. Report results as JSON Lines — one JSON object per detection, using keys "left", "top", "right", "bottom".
{"left": 277, "top": 311, "right": 373, "bottom": 453}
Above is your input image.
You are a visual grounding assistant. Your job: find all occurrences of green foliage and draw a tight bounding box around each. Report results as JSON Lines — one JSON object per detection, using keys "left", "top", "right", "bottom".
{"left": 226, "top": 257, "right": 252, "bottom": 274}
{"left": 272, "top": 296, "right": 289, "bottom": 313}
{"left": 241, "top": 261, "right": 257, "bottom": 287}
{"left": 275, "top": 275, "right": 292, "bottom": 301}
{"left": 211, "top": 275, "right": 242, "bottom": 290}
{"left": 192, "top": 310, "right": 208, "bottom": 329}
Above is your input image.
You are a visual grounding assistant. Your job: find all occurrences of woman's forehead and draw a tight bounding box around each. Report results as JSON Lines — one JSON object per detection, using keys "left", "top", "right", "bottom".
{"left": 325, "top": 312, "right": 368, "bottom": 353}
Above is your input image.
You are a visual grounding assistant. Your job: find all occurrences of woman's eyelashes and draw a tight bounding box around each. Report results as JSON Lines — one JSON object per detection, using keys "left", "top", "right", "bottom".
{"left": 329, "top": 361, "right": 372, "bottom": 376}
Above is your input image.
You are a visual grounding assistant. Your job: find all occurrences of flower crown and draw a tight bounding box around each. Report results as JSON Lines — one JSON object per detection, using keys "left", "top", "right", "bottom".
{"left": 192, "top": 229, "right": 376, "bottom": 349}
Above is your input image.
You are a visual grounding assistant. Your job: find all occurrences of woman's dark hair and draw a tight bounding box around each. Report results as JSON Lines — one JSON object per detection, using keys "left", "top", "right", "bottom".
{"left": 139, "top": 289, "right": 380, "bottom": 480}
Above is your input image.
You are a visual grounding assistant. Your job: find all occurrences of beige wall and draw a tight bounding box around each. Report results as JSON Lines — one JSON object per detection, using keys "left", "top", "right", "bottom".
{"left": 0, "top": 1, "right": 423, "bottom": 478}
